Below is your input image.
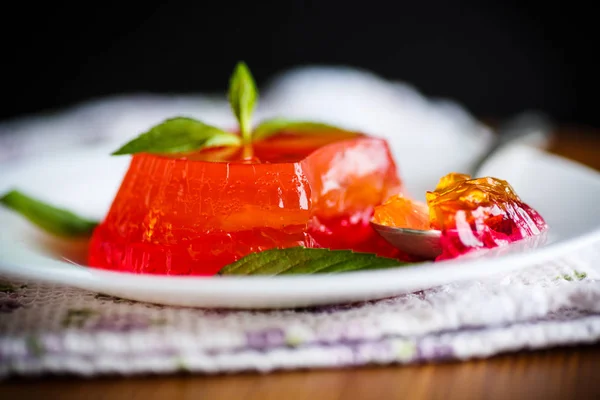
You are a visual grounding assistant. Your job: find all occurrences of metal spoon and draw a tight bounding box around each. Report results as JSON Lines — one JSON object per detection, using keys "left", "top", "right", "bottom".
{"left": 370, "top": 112, "right": 554, "bottom": 259}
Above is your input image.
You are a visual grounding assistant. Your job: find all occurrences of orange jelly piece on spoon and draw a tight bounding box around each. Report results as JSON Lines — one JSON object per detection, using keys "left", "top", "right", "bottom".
{"left": 372, "top": 195, "right": 430, "bottom": 231}
{"left": 88, "top": 131, "right": 406, "bottom": 275}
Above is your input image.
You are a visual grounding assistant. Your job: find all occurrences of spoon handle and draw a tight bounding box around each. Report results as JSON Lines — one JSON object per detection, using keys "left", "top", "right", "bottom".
{"left": 470, "top": 111, "right": 555, "bottom": 176}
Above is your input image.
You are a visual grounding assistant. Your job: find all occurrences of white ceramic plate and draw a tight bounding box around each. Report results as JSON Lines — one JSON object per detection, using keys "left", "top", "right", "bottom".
{"left": 1, "top": 143, "right": 599, "bottom": 309}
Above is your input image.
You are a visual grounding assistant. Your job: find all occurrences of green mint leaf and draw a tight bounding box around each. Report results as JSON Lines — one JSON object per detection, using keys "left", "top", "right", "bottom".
{"left": 252, "top": 118, "right": 359, "bottom": 142}
{"left": 228, "top": 62, "right": 258, "bottom": 143}
{"left": 218, "top": 247, "right": 410, "bottom": 276}
{"left": 111, "top": 117, "right": 241, "bottom": 156}
{"left": 0, "top": 190, "right": 98, "bottom": 237}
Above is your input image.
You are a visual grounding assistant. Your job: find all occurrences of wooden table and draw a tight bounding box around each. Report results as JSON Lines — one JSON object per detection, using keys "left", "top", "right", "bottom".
{"left": 2, "top": 127, "right": 599, "bottom": 399}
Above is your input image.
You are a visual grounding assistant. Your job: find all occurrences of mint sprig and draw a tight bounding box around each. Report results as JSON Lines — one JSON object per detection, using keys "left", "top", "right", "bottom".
{"left": 0, "top": 190, "right": 98, "bottom": 237}
{"left": 111, "top": 62, "right": 359, "bottom": 156}
{"left": 218, "top": 247, "right": 408, "bottom": 276}
{"left": 112, "top": 117, "right": 241, "bottom": 156}
{"left": 228, "top": 61, "right": 258, "bottom": 143}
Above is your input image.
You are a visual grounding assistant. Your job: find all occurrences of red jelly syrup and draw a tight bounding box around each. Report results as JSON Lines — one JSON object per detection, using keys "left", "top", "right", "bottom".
{"left": 88, "top": 131, "right": 407, "bottom": 275}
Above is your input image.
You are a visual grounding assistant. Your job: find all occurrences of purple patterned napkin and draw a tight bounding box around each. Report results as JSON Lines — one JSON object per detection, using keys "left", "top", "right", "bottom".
{"left": 1, "top": 241, "right": 600, "bottom": 377}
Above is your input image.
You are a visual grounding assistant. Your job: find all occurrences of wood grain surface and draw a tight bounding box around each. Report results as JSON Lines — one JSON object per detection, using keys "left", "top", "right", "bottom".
{"left": 1, "top": 127, "right": 599, "bottom": 399}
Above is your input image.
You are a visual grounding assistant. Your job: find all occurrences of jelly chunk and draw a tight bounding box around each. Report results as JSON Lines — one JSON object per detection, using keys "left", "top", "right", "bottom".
{"left": 372, "top": 195, "right": 430, "bottom": 230}
{"left": 372, "top": 173, "right": 548, "bottom": 260}
{"left": 427, "top": 174, "right": 547, "bottom": 259}
{"left": 88, "top": 132, "right": 405, "bottom": 275}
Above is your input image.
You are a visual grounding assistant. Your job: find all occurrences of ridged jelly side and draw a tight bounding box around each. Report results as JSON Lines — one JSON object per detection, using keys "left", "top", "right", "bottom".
{"left": 88, "top": 137, "right": 405, "bottom": 275}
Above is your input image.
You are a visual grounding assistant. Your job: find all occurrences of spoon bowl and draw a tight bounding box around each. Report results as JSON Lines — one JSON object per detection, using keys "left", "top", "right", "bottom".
{"left": 370, "top": 221, "right": 442, "bottom": 259}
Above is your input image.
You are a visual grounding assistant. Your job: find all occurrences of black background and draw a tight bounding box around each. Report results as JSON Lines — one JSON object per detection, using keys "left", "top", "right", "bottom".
{"left": 2, "top": 1, "right": 598, "bottom": 128}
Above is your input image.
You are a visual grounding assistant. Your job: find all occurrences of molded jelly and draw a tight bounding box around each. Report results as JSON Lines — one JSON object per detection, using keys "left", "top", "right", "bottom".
{"left": 88, "top": 132, "right": 406, "bottom": 275}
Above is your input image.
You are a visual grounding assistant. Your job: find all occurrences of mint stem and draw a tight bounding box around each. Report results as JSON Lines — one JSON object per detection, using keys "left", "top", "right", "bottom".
{"left": 242, "top": 144, "right": 254, "bottom": 160}
{"left": 241, "top": 121, "right": 252, "bottom": 144}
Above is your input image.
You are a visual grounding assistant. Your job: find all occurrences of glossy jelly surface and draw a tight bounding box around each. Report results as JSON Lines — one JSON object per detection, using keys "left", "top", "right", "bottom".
{"left": 372, "top": 195, "right": 430, "bottom": 231}
{"left": 372, "top": 173, "right": 548, "bottom": 260}
{"left": 88, "top": 132, "right": 405, "bottom": 275}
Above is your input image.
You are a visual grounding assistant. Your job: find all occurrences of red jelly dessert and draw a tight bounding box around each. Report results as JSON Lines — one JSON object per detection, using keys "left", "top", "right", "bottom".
{"left": 88, "top": 131, "right": 405, "bottom": 275}
{"left": 373, "top": 173, "right": 548, "bottom": 260}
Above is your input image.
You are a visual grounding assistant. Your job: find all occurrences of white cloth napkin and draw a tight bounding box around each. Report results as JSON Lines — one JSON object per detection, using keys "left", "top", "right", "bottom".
{"left": 0, "top": 67, "right": 598, "bottom": 378}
